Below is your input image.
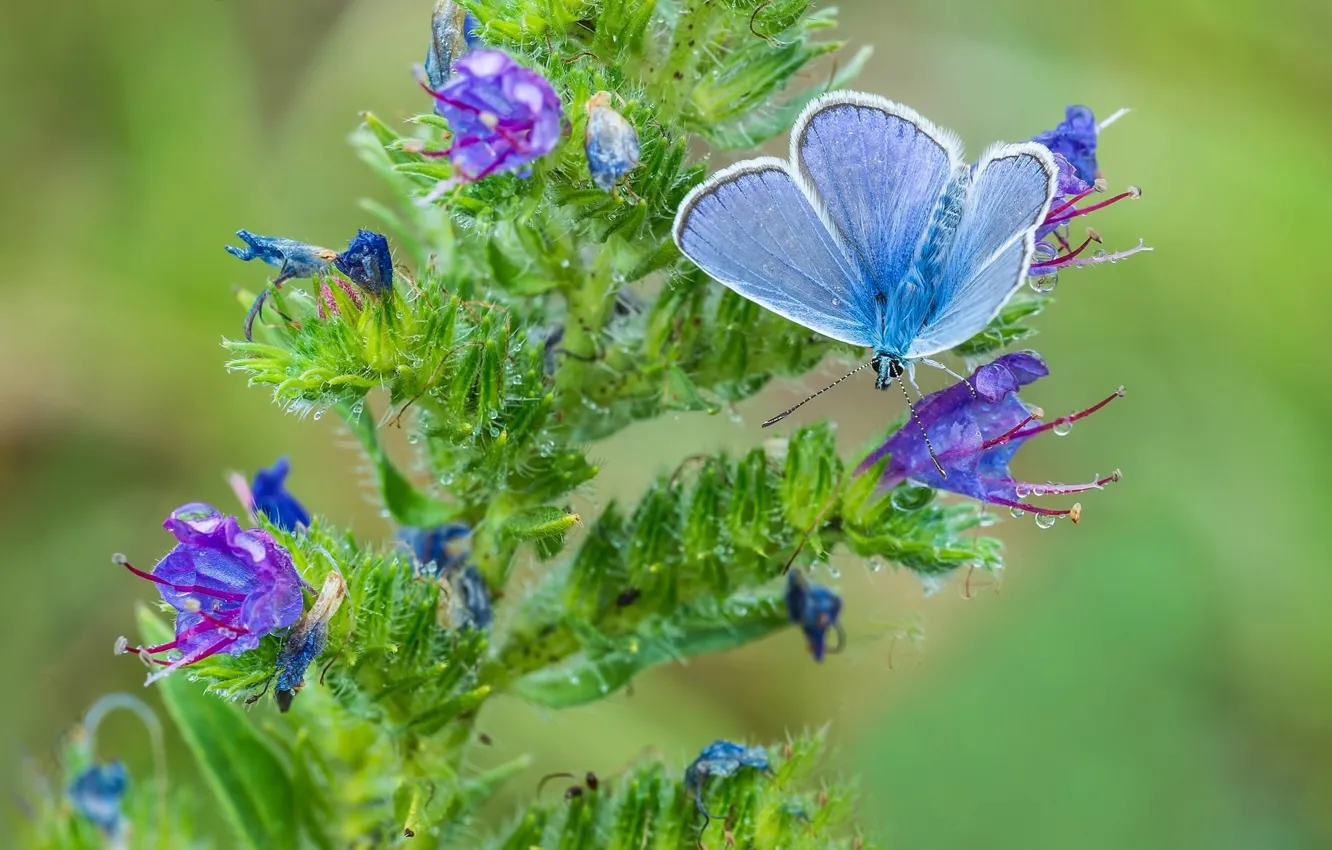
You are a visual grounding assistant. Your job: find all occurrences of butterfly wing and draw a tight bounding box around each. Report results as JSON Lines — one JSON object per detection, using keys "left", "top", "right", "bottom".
{"left": 906, "top": 143, "right": 1057, "bottom": 358}
{"left": 791, "top": 93, "right": 964, "bottom": 352}
{"left": 673, "top": 157, "right": 875, "bottom": 347}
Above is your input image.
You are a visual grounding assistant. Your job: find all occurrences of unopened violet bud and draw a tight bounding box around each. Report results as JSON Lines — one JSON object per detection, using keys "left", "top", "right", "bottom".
{"left": 249, "top": 456, "right": 310, "bottom": 532}
{"left": 67, "top": 761, "right": 129, "bottom": 837}
{"left": 316, "top": 276, "right": 366, "bottom": 320}
{"left": 784, "top": 570, "right": 844, "bottom": 662}
{"left": 273, "top": 570, "right": 346, "bottom": 712}
{"left": 400, "top": 523, "right": 471, "bottom": 577}
{"left": 584, "top": 91, "right": 640, "bottom": 191}
{"left": 334, "top": 229, "right": 394, "bottom": 296}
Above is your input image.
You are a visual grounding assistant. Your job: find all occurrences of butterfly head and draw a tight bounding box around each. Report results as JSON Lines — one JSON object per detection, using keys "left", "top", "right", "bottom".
{"left": 872, "top": 355, "right": 904, "bottom": 391}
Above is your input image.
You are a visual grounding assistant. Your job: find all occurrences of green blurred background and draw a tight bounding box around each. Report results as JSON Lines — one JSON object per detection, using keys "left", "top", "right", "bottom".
{"left": 3, "top": 0, "right": 1329, "bottom": 846}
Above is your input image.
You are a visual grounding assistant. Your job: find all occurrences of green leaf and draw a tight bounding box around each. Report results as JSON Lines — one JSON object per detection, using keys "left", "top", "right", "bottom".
{"left": 340, "top": 400, "right": 454, "bottom": 528}
{"left": 137, "top": 607, "right": 301, "bottom": 850}
{"left": 509, "top": 588, "right": 788, "bottom": 708}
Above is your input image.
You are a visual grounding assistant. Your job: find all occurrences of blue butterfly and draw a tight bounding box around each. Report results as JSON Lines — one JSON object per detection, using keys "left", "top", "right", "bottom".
{"left": 672, "top": 92, "right": 1058, "bottom": 427}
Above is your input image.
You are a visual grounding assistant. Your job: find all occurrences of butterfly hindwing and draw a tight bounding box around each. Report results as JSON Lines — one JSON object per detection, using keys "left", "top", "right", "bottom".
{"left": 908, "top": 143, "right": 1057, "bottom": 358}
{"left": 791, "top": 93, "right": 963, "bottom": 350}
{"left": 673, "top": 158, "right": 876, "bottom": 347}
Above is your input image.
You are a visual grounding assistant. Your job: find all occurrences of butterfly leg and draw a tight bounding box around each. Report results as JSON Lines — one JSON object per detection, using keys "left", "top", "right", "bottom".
{"left": 919, "top": 357, "right": 977, "bottom": 397}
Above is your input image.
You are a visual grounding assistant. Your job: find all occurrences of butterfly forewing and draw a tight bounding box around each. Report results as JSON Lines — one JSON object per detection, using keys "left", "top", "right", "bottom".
{"left": 792, "top": 94, "right": 964, "bottom": 331}
{"left": 672, "top": 158, "right": 876, "bottom": 347}
{"left": 907, "top": 143, "right": 1057, "bottom": 358}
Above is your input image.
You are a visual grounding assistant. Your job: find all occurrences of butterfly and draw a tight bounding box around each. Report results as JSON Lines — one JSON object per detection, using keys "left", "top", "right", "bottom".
{"left": 672, "top": 91, "right": 1058, "bottom": 434}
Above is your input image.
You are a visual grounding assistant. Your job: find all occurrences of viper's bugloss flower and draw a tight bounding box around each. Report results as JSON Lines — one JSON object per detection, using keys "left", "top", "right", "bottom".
{"left": 584, "top": 91, "right": 640, "bottom": 191}
{"left": 115, "top": 504, "right": 303, "bottom": 684}
{"left": 225, "top": 230, "right": 336, "bottom": 283}
{"left": 1032, "top": 106, "right": 1101, "bottom": 187}
{"left": 273, "top": 571, "right": 345, "bottom": 712}
{"left": 1026, "top": 105, "right": 1150, "bottom": 279}
{"left": 67, "top": 761, "right": 128, "bottom": 836}
{"left": 424, "top": 0, "right": 482, "bottom": 90}
{"left": 785, "top": 571, "right": 843, "bottom": 662}
{"left": 334, "top": 229, "right": 394, "bottom": 296}
{"left": 685, "top": 740, "right": 771, "bottom": 828}
{"left": 855, "top": 352, "right": 1124, "bottom": 523}
{"left": 422, "top": 49, "right": 562, "bottom": 182}
{"left": 248, "top": 456, "right": 310, "bottom": 532}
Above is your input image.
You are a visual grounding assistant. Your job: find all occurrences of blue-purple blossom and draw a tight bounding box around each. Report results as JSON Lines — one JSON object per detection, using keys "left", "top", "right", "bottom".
{"left": 248, "top": 456, "right": 310, "bottom": 532}
{"left": 584, "top": 91, "right": 640, "bottom": 191}
{"left": 785, "top": 570, "right": 843, "bottom": 662}
{"left": 855, "top": 352, "right": 1123, "bottom": 522}
{"left": 273, "top": 571, "right": 345, "bottom": 712}
{"left": 684, "top": 740, "right": 771, "bottom": 829}
{"left": 67, "top": 761, "right": 128, "bottom": 837}
{"left": 1032, "top": 105, "right": 1100, "bottom": 187}
{"left": 115, "top": 503, "right": 304, "bottom": 684}
{"left": 424, "top": 0, "right": 482, "bottom": 90}
{"left": 447, "top": 565, "right": 493, "bottom": 630}
{"left": 334, "top": 229, "right": 394, "bottom": 296}
{"left": 1025, "top": 106, "right": 1150, "bottom": 278}
{"left": 422, "top": 49, "right": 562, "bottom": 182}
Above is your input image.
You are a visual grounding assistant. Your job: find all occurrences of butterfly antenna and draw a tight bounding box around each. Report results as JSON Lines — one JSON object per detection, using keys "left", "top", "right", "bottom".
{"left": 762, "top": 360, "right": 874, "bottom": 428}
{"left": 894, "top": 376, "right": 946, "bottom": 478}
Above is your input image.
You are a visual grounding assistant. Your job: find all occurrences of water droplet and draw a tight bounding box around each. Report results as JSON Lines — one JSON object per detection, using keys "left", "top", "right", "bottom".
{"left": 1031, "top": 486, "right": 1047, "bottom": 497}
{"left": 1034, "top": 513, "right": 1057, "bottom": 529}
{"left": 1029, "top": 273, "right": 1058, "bottom": 293}
{"left": 1009, "top": 506, "right": 1025, "bottom": 518}
{"left": 1014, "top": 484, "right": 1029, "bottom": 498}
{"left": 313, "top": 409, "right": 324, "bottom": 421}
{"left": 559, "top": 258, "right": 570, "bottom": 269}
{"left": 826, "top": 564, "right": 841, "bottom": 579}
{"left": 1091, "top": 249, "right": 1108, "bottom": 262}
{"left": 868, "top": 559, "right": 884, "bottom": 573}
{"left": 569, "top": 674, "right": 581, "bottom": 685}
{"left": 407, "top": 433, "right": 419, "bottom": 444}
{"left": 1053, "top": 420, "right": 1073, "bottom": 436}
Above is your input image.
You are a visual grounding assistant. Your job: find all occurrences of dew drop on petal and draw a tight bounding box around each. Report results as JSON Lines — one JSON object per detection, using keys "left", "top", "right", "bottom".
{"left": 1009, "top": 507, "right": 1026, "bottom": 518}
{"left": 1035, "top": 514, "right": 1057, "bottom": 529}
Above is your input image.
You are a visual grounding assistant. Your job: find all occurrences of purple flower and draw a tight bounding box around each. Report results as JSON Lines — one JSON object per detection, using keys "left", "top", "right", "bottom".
{"left": 785, "top": 570, "right": 843, "bottom": 662}
{"left": 584, "top": 91, "right": 640, "bottom": 191}
{"left": 421, "top": 49, "right": 562, "bottom": 182}
{"left": 67, "top": 761, "right": 128, "bottom": 837}
{"left": 273, "top": 571, "right": 345, "bottom": 712}
{"left": 1025, "top": 106, "right": 1151, "bottom": 279}
{"left": 334, "top": 229, "right": 394, "bottom": 296}
{"left": 855, "top": 352, "right": 1124, "bottom": 523}
{"left": 1032, "top": 106, "right": 1101, "bottom": 187}
{"left": 115, "top": 503, "right": 304, "bottom": 684}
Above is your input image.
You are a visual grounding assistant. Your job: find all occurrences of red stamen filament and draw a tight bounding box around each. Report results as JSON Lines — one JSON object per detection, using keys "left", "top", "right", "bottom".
{"left": 1012, "top": 471, "right": 1122, "bottom": 496}
{"left": 978, "top": 413, "right": 1041, "bottom": 452}
{"left": 983, "top": 496, "right": 1073, "bottom": 517}
{"left": 1045, "top": 190, "right": 1135, "bottom": 227}
{"left": 1030, "top": 234, "right": 1098, "bottom": 272}
{"left": 1007, "top": 387, "right": 1125, "bottom": 442}
{"left": 1046, "top": 185, "right": 1098, "bottom": 220}
{"left": 117, "top": 558, "right": 246, "bottom": 602}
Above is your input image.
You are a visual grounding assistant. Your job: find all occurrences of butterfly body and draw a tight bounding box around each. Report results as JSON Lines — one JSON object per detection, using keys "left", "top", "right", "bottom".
{"left": 673, "top": 92, "right": 1058, "bottom": 392}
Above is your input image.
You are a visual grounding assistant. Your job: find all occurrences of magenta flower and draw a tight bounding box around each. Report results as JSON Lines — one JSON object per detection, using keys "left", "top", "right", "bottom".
{"left": 115, "top": 503, "right": 303, "bottom": 684}
{"left": 855, "top": 352, "right": 1123, "bottom": 522}
{"left": 421, "top": 49, "right": 562, "bottom": 182}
